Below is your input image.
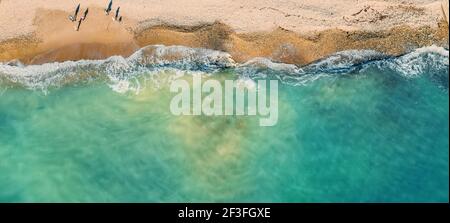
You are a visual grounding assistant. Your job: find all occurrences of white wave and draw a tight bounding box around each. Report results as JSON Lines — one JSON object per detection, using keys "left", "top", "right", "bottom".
{"left": 239, "top": 57, "right": 302, "bottom": 73}
{"left": 236, "top": 57, "right": 305, "bottom": 85}
{"left": 0, "top": 45, "right": 236, "bottom": 91}
{"left": 384, "top": 45, "right": 449, "bottom": 78}
{"left": 0, "top": 45, "right": 448, "bottom": 91}
{"left": 128, "top": 45, "right": 236, "bottom": 69}
{"left": 304, "top": 49, "right": 387, "bottom": 72}
{"left": 234, "top": 46, "right": 448, "bottom": 86}
{"left": 0, "top": 59, "right": 99, "bottom": 91}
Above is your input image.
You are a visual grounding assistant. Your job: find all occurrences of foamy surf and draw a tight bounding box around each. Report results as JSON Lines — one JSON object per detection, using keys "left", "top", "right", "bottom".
{"left": 0, "top": 45, "right": 448, "bottom": 92}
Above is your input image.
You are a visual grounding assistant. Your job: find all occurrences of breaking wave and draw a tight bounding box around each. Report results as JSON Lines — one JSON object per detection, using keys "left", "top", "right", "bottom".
{"left": 0, "top": 44, "right": 448, "bottom": 92}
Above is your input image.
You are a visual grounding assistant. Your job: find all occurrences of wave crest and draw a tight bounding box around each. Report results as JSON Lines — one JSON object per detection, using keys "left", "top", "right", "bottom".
{"left": 0, "top": 45, "right": 448, "bottom": 91}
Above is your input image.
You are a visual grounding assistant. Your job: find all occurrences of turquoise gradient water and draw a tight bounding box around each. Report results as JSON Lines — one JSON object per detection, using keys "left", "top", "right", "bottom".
{"left": 0, "top": 46, "right": 448, "bottom": 202}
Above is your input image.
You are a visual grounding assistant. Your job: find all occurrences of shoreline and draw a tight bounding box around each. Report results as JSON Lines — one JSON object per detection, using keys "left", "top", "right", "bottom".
{"left": 1, "top": 21, "right": 448, "bottom": 66}
{"left": 0, "top": 1, "right": 449, "bottom": 65}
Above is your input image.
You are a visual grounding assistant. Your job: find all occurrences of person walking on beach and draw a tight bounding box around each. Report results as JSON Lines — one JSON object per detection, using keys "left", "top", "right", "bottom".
{"left": 105, "top": 0, "right": 113, "bottom": 15}
{"left": 81, "top": 8, "right": 89, "bottom": 21}
{"left": 114, "top": 7, "right": 120, "bottom": 21}
{"left": 75, "top": 18, "right": 82, "bottom": 31}
{"left": 69, "top": 3, "right": 80, "bottom": 22}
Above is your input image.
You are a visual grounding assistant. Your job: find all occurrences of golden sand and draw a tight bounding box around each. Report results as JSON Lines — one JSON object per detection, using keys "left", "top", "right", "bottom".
{"left": 0, "top": 7, "right": 448, "bottom": 65}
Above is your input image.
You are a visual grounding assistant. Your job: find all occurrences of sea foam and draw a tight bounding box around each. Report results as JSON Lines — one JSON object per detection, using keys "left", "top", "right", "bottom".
{"left": 0, "top": 45, "right": 448, "bottom": 92}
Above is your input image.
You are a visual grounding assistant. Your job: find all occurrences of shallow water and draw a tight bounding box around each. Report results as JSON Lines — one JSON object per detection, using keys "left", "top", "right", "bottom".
{"left": 0, "top": 45, "right": 448, "bottom": 202}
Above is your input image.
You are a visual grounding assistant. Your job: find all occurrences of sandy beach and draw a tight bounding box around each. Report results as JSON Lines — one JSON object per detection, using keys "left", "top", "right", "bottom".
{"left": 0, "top": 0, "right": 449, "bottom": 64}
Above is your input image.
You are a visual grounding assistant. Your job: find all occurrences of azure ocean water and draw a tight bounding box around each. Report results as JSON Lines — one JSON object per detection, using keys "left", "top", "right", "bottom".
{"left": 0, "top": 45, "right": 448, "bottom": 202}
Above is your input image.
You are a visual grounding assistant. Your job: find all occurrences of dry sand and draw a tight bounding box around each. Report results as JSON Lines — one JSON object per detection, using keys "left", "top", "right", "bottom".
{"left": 0, "top": 0, "right": 449, "bottom": 64}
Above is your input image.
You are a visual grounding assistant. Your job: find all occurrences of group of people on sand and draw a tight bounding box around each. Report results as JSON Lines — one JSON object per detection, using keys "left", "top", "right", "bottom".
{"left": 68, "top": 0, "right": 122, "bottom": 31}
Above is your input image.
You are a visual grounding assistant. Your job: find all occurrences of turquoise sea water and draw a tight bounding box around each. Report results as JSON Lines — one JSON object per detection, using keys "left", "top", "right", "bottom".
{"left": 0, "top": 45, "right": 448, "bottom": 202}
